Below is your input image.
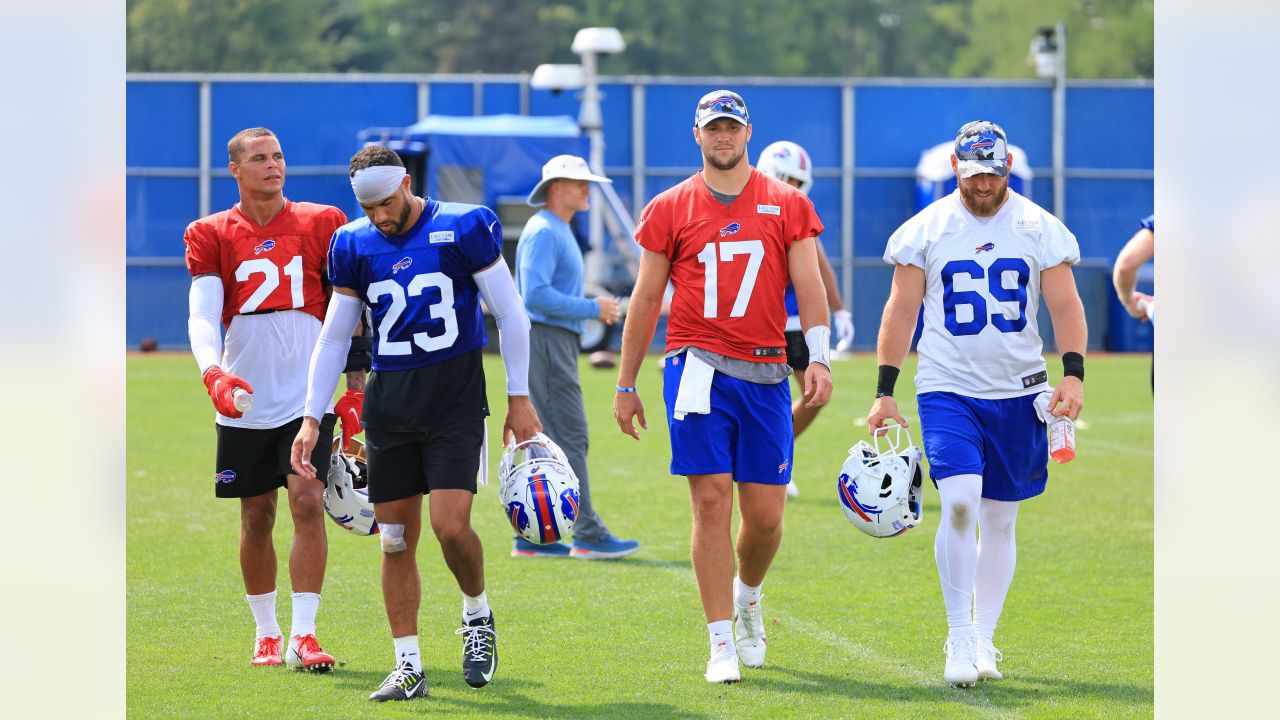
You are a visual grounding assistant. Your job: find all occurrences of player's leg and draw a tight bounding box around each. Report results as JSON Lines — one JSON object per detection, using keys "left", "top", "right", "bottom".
{"left": 688, "top": 471, "right": 740, "bottom": 683}
{"left": 279, "top": 414, "right": 337, "bottom": 671}
{"left": 974, "top": 499, "right": 1019, "bottom": 680}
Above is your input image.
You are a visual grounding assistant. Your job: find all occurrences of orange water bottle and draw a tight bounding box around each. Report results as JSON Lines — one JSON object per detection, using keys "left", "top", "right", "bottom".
{"left": 1048, "top": 415, "right": 1076, "bottom": 463}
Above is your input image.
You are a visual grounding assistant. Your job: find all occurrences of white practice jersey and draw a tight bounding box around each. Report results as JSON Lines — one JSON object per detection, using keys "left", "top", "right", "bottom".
{"left": 883, "top": 189, "right": 1080, "bottom": 399}
{"left": 220, "top": 309, "right": 326, "bottom": 429}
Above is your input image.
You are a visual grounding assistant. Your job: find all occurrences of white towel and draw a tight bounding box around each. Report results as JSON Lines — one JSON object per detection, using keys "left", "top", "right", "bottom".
{"left": 1032, "top": 389, "right": 1055, "bottom": 424}
{"left": 673, "top": 352, "right": 715, "bottom": 421}
{"left": 476, "top": 417, "right": 489, "bottom": 486}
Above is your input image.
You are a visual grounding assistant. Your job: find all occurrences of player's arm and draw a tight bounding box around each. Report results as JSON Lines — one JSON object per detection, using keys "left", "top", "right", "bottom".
{"left": 1042, "top": 262, "right": 1088, "bottom": 421}
{"left": 614, "top": 248, "right": 671, "bottom": 440}
{"left": 1112, "top": 228, "right": 1155, "bottom": 319}
{"left": 188, "top": 273, "right": 254, "bottom": 418}
{"left": 866, "top": 264, "right": 925, "bottom": 432}
{"left": 788, "top": 236, "right": 833, "bottom": 407}
{"left": 474, "top": 256, "right": 542, "bottom": 445}
{"left": 291, "top": 287, "right": 363, "bottom": 479}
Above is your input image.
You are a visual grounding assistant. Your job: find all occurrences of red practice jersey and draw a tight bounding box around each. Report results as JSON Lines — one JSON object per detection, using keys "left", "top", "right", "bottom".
{"left": 635, "top": 169, "right": 823, "bottom": 362}
{"left": 184, "top": 200, "right": 347, "bottom": 328}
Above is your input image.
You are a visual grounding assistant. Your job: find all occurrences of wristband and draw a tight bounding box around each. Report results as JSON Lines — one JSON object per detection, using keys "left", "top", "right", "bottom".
{"left": 875, "top": 365, "right": 900, "bottom": 398}
{"left": 343, "top": 335, "right": 373, "bottom": 373}
{"left": 615, "top": 386, "right": 636, "bottom": 393}
{"left": 1062, "top": 352, "right": 1085, "bottom": 381}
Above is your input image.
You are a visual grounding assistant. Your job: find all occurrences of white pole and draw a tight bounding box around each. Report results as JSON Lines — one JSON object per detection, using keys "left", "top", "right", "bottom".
{"left": 1052, "top": 21, "right": 1067, "bottom": 220}
{"left": 579, "top": 50, "right": 607, "bottom": 286}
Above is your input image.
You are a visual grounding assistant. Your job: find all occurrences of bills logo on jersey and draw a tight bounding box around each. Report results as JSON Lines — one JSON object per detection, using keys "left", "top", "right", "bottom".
{"left": 719, "top": 222, "right": 741, "bottom": 237}
{"left": 215, "top": 470, "right": 237, "bottom": 484}
{"left": 253, "top": 239, "right": 276, "bottom": 255}
{"left": 391, "top": 257, "right": 413, "bottom": 274}
{"left": 975, "top": 242, "right": 995, "bottom": 254}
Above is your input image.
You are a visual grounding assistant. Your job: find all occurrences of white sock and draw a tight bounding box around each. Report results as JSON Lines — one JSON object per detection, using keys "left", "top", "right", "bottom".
{"left": 463, "top": 590, "right": 490, "bottom": 623}
{"left": 974, "top": 499, "right": 1019, "bottom": 641}
{"left": 935, "top": 474, "right": 983, "bottom": 632}
{"left": 289, "top": 592, "right": 320, "bottom": 639}
{"left": 708, "top": 620, "right": 735, "bottom": 655}
{"left": 733, "top": 576, "right": 762, "bottom": 608}
{"left": 393, "top": 635, "right": 422, "bottom": 672}
{"left": 246, "top": 590, "right": 281, "bottom": 640}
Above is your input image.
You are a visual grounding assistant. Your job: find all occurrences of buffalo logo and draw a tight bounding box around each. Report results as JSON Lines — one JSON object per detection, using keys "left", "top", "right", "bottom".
{"left": 215, "top": 470, "right": 237, "bottom": 484}
{"left": 559, "top": 488, "right": 580, "bottom": 523}
{"left": 391, "top": 257, "right": 413, "bottom": 274}
{"left": 975, "top": 242, "right": 995, "bottom": 254}
{"left": 967, "top": 139, "right": 995, "bottom": 151}
{"left": 719, "top": 222, "right": 741, "bottom": 237}
{"left": 506, "top": 501, "right": 530, "bottom": 534}
{"left": 837, "top": 473, "right": 879, "bottom": 522}
{"left": 253, "top": 239, "right": 276, "bottom": 255}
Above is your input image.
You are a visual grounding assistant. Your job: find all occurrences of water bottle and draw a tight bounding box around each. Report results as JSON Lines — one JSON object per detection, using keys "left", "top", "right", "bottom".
{"left": 1048, "top": 414, "right": 1076, "bottom": 463}
{"left": 233, "top": 388, "right": 254, "bottom": 413}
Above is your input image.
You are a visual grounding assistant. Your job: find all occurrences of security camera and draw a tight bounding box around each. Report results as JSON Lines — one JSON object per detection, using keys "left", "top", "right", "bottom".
{"left": 571, "top": 27, "right": 625, "bottom": 56}
{"left": 531, "top": 64, "right": 584, "bottom": 94}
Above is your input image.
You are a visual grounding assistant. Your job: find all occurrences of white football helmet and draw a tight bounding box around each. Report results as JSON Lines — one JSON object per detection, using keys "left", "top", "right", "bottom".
{"left": 757, "top": 140, "right": 814, "bottom": 195}
{"left": 498, "top": 433, "right": 580, "bottom": 545}
{"left": 324, "top": 435, "right": 379, "bottom": 536}
{"left": 837, "top": 423, "right": 925, "bottom": 538}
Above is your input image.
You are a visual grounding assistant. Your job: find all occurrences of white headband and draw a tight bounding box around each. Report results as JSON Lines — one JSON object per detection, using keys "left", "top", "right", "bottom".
{"left": 351, "top": 165, "right": 407, "bottom": 203}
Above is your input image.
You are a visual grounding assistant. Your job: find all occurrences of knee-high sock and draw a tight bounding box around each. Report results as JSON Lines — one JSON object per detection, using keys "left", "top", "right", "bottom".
{"left": 935, "top": 474, "right": 983, "bottom": 632}
{"left": 974, "top": 498, "right": 1019, "bottom": 640}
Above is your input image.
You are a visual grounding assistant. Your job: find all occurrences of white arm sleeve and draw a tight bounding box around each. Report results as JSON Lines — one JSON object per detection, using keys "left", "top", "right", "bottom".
{"left": 303, "top": 292, "right": 364, "bottom": 422}
{"left": 188, "top": 275, "right": 224, "bottom": 375}
{"left": 473, "top": 258, "right": 531, "bottom": 396}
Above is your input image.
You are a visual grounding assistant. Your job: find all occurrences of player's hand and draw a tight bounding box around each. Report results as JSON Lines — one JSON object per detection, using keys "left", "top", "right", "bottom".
{"left": 503, "top": 395, "right": 542, "bottom": 445}
{"left": 334, "top": 389, "right": 364, "bottom": 451}
{"left": 202, "top": 366, "right": 254, "bottom": 418}
{"left": 832, "top": 309, "right": 854, "bottom": 349}
{"left": 613, "top": 390, "right": 647, "bottom": 440}
{"left": 1127, "top": 291, "right": 1154, "bottom": 321}
{"left": 866, "top": 396, "right": 907, "bottom": 433}
{"left": 803, "top": 363, "right": 833, "bottom": 408}
{"left": 290, "top": 417, "right": 322, "bottom": 480}
{"left": 1047, "top": 376, "right": 1084, "bottom": 421}
{"left": 597, "top": 296, "right": 621, "bottom": 325}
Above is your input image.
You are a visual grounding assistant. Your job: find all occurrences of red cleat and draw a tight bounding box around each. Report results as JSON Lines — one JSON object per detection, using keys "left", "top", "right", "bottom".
{"left": 286, "top": 634, "right": 335, "bottom": 672}
{"left": 251, "top": 635, "right": 283, "bottom": 666}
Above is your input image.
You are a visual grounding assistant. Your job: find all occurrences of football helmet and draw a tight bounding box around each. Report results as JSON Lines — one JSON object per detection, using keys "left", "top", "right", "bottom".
{"left": 837, "top": 423, "right": 924, "bottom": 538}
{"left": 324, "top": 435, "right": 379, "bottom": 536}
{"left": 757, "top": 141, "right": 814, "bottom": 195}
{"left": 497, "top": 433, "right": 580, "bottom": 545}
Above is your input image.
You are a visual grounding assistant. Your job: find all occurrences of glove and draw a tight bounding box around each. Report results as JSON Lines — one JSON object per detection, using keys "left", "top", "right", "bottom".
{"left": 202, "top": 366, "right": 254, "bottom": 418}
{"left": 334, "top": 389, "right": 364, "bottom": 450}
{"left": 833, "top": 309, "right": 855, "bottom": 350}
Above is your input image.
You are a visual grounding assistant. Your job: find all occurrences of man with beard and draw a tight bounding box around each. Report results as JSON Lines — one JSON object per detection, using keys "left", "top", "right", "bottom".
{"left": 613, "top": 89, "right": 832, "bottom": 684}
{"left": 865, "top": 120, "right": 1088, "bottom": 687}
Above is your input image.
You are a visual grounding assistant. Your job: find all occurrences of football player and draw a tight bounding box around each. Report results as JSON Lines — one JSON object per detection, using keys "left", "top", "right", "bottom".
{"left": 613, "top": 90, "right": 832, "bottom": 684}
{"left": 865, "top": 120, "right": 1088, "bottom": 687}
{"left": 185, "top": 127, "right": 366, "bottom": 671}
{"left": 290, "top": 145, "right": 541, "bottom": 701}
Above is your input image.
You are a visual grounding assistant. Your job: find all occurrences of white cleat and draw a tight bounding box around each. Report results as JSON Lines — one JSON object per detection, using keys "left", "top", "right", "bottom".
{"left": 705, "top": 642, "right": 741, "bottom": 684}
{"left": 943, "top": 635, "right": 979, "bottom": 688}
{"left": 733, "top": 599, "right": 767, "bottom": 668}
{"left": 785, "top": 482, "right": 799, "bottom": 498}
{"left": 976, "top": 637, "right": 1004, "bottom": 680}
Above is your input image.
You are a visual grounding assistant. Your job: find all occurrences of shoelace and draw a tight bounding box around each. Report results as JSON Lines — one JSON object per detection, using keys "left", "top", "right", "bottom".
{"left": 256, "top": 637, "right": 281, "bottom": 658}
{"left": 943, "top": 635, "right": 977, "bottom": 660}
{"left": 980, "top": 639, "right": 1004, "bottom": 663}
{"left": 381, "top": 662, "right": 418, "bottom": 690}
{"left": 294, "top": 635, "right": 322, "bottom": 656}
{"left": 737, "top": 598, "right": 764, "bottom": 637}
{"left": 455, "top": 623, "right": 497, "bottom": 663}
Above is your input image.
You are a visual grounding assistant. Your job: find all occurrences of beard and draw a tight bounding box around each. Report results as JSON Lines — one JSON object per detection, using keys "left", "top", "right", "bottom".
{"left": 704, "top": 144, "right": 746, "bottom": 171}
{"left": 959, "top": 178, "right": 1008, "bottom": 217}
{"left": 384, "top": 189, "right": 415, "bottom": 235}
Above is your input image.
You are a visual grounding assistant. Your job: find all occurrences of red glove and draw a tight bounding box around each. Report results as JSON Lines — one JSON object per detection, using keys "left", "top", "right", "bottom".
{"left": 334, "top": 389, "right": 364, "bottom": 450}
{"left": 202, "top": 367, "right": 254, "bottom": 418}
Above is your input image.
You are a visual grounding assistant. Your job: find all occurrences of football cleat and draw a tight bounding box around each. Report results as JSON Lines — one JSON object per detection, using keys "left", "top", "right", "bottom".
{"left": 251, "top": 635, "right": 283, "bottom": 666}
{"left": 369, "top": 661, "right": 428, "bottom": 701}
{"left": 570, "top": 534, "right": 640, "bottom": 560}
{"left": 976, "top": 637, "right": 1004, "bottom": 680}
{"left": 705, "top": 641, "right": 741, "bottom": 684}
{"left": 943, "top": 634, "right": 979, "bottom": 688}
{"left": 733, "top": 598, "right": 767, "bottom": 668}
{"left": 511, "top": 537, "right": 571, "bottom": 558}
{"left": 285, "top": 634, "right": 335, "bottom": 673}
{"left": 457, "top": 612, "right": 498, "bottom": 688}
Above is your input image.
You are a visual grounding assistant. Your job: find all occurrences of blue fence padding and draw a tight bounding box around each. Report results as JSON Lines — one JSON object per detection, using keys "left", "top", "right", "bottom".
{"left": 127, "top": 82, "right": 199, "bottom": 167}
{"left": 127, "top": 177, "right": 199, "bottom": 256}
{"left": 429, "top": 82, "right": 474, "bottom": 118}
{"left": 482, "top": 82, "right": 522, "bottom": 115}
{"left": 1065, "top": 87, "right": 1153, "bottom": 169}
{"left": 128, "top": 265, "right": 193, "bottom": 349}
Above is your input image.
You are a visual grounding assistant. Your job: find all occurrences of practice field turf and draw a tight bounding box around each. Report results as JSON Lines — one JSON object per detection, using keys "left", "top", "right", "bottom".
{"left": 127, "top": 352, "right": 1153, "bottom": 719}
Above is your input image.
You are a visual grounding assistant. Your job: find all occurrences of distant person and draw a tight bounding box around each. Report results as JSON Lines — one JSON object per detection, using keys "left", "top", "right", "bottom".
{"left": 756, "top": 140, "right": 854, "bottom": 498}
{"left": 1112, "top": 214, "right": 1154, "bottom": 388}
{"left": 512, "top": 155, "right": 639, "bottom": 559}
{"left": 185, "top": 127, "right": 363, "bottom": 672}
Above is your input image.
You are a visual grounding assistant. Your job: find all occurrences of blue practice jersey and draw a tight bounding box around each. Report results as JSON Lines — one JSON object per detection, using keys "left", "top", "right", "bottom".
{"left": 328, "top": 199, "right": 503, "bottom": 372}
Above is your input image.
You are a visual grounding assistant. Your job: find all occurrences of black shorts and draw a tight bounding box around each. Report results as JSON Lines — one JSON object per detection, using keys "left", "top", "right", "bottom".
{"left": 364, "top": 349, "right": 489, "bottom": 432}
{"left": 365, "top": 420, "right": 485, "bottom": 502}
{"left": 784, "top": 330, "right": 809, "bottom": 372}
{"left": 213, "top": 414, "right": 336, "bottom": 499}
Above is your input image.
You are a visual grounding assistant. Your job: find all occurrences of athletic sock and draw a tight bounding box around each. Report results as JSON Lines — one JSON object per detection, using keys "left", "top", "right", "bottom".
{"left": 246, "top": 590, "right": 281, "bottom": 640}
{"left": 708, "top": 620, "right": 735, "bottom": 655}
{"left": 289, "top": 592, "right": 320, "bottom": 638}
{"left": 463, "top": 590, "right": 490, "bottom": 623}
{"left": 733, "top": 576, "right": 762, "bottom": 608}
{"left": 393, "top": 635, "right": 422, "bottom": 672}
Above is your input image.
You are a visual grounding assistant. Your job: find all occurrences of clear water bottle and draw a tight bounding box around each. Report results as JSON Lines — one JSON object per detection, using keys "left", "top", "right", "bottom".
{"left": 1049, "top": 414, "right": 1076, "bottom": 463}
{"left": 233, "top": 388, "right": 254, "bottom": 413}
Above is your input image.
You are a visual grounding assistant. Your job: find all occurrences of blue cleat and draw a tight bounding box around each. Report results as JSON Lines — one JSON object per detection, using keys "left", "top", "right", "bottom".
{"left": 511, "top": 536, "right": 571, "bottom": 558}
{"left": 571, "top": 534, "right": 640, "bottom": 560}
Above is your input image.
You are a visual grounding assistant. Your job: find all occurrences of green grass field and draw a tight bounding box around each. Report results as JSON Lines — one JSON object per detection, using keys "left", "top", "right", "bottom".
{"left": 127, "top": 352, "right": 1152, "bottom": 719}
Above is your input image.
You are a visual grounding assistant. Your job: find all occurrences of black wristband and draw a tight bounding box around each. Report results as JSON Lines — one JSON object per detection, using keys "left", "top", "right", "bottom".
{"left": 344, "top": 335, "right": 373, "bottom": 373}
{"left": 875, "top": 365, "right": 900, "bottom": 398}
{"left": 1062, "top": 352, "right": 1085, "bottom": 382}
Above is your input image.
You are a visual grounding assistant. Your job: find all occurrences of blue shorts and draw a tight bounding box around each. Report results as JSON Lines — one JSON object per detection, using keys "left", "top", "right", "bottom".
{"left": 663, "top": 354, "right": 793, "bottom": 485}
{"left": 917, "top": 391, "right": 1048, "bottom": 502}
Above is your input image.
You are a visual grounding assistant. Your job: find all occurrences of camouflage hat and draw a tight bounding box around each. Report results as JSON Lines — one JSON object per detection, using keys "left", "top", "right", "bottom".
{"left": 694, "top": 90, "right": 750, "bottom": 128}
{"left": 954, "top": 120, "right": 1009, "bottom": 178}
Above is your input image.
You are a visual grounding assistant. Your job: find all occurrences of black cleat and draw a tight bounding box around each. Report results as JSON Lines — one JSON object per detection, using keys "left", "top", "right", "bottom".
{"left": 368, "top": 661, "right": 428, "bottom": 701}
{"left": 457, "top": 611, "right": 498, "bottom": 688}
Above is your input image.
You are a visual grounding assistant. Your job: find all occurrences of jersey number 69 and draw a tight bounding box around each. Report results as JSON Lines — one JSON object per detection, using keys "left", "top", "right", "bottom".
{"left": 940, "top": 258, "right": 1030, "bottom": 336}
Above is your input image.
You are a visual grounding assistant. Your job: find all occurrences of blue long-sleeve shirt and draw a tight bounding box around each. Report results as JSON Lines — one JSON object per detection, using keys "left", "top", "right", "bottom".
{"left": 514, "top": 210, "right": 600, "bottom": 335}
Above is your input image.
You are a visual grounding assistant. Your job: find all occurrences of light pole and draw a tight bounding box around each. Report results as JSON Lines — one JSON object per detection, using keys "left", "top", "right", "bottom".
{"left": 1032, "top": 23, "right": 1067, "bottom": 220}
